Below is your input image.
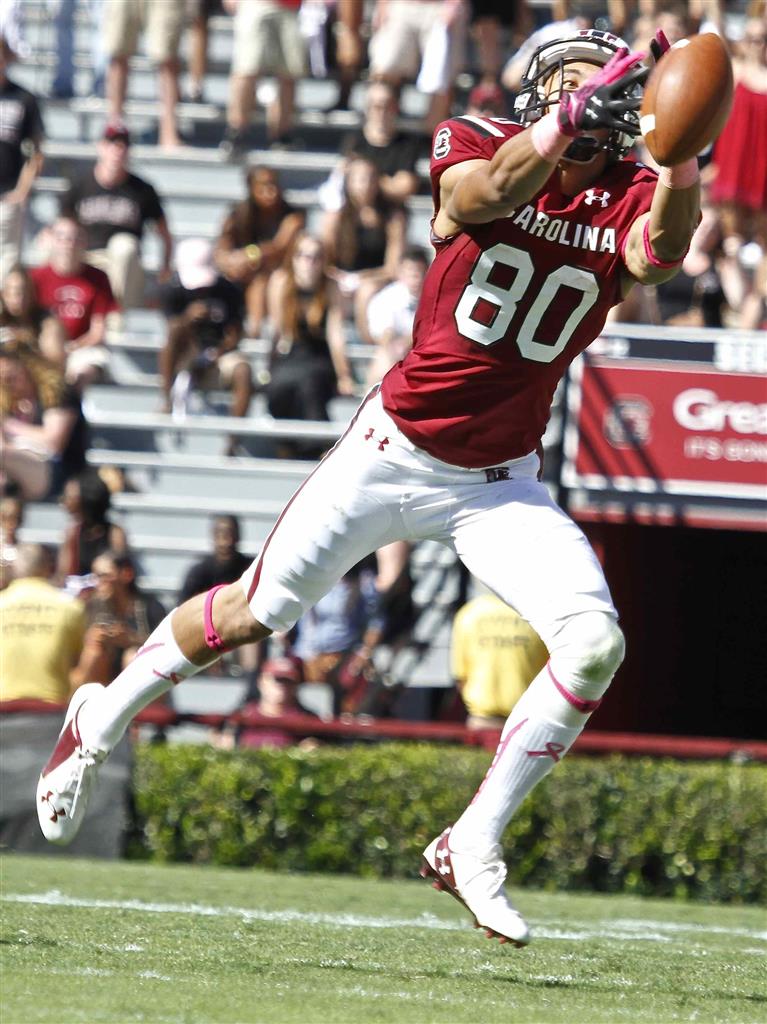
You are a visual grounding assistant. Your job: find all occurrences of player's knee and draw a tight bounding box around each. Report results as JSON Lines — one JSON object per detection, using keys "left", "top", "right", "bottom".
{"left": 215, "top": 583, "right": 271, "bottom": 646}
{"left": 554, "top": 611, "right": 625, "bottom": 686}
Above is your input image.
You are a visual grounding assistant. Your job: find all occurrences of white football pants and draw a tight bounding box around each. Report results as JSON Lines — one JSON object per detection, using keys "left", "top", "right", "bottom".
{"left": 240, "top": 389, "right": 616, "bottom": 648}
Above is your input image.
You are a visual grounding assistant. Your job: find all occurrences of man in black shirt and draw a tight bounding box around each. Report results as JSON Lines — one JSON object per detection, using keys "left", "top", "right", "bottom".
{"left": 178, "top": 515, "right": 252, "bottom": 605}
{"left": 61, "top": 121, "right": 173, "bottom": 308}
{"left": 159, "top": 237, "right": 252, "bottom": 431}
{"left": 341, "top": 82, "right": 420, "bottom": 206}
{"left": 0, "top": 36, "right": 44, "bottom": 281}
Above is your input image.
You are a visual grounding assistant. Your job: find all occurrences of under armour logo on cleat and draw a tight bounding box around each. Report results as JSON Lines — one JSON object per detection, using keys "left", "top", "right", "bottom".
{"left": 40, "top": 790, "right": 66, "bottom": 822}
{"left": 364, "top": 428, "right": 390, "bottom": 451}
{"left": 526, "top": 742, "right": 566, "bottom": 762}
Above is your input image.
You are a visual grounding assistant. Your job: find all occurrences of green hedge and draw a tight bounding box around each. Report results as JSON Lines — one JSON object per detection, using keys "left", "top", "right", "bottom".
{"left": 130, "top": 743, "right": 767, "bottom": 903}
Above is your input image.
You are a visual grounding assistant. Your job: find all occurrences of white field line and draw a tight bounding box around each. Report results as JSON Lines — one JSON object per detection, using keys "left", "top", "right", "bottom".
{"left": 3, "top": 890, "right": 767, "bottom": 945}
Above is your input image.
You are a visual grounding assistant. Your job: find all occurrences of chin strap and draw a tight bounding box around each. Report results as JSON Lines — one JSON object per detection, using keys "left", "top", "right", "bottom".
{"left": 204, "top": 584, "right": 230, "bottom": 652}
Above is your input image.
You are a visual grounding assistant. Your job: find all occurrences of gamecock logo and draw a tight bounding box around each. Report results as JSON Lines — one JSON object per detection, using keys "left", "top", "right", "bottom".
{"left": 603, "top": 396, "right": 654, "bottom": 448}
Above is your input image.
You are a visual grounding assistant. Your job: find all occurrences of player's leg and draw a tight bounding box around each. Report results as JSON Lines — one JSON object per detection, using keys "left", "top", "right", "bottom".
{"left": 423, "top": 471, "right": 622, "bottom": 944}
{"left": 37, "top": 390, "right": 404, "bottom": 843}
{"left": 448, "top": 479, "right": 622, "bottom": 847}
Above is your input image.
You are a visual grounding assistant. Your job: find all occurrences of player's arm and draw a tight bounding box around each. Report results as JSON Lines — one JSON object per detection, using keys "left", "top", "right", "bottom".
{"left": 435, "top": 137, "right": 557, "bottom": 238}
{"left": 436, "top": 46, "right": 650, "bottom": 238}
{"left": 621, "top": 163, "right": 701, "bottom": 289}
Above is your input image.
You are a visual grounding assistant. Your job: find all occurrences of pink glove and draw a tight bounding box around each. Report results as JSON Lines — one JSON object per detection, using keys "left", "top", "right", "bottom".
{"left": 649, "top": 29, "right": 671, "bottom": 63}
{"left": 557, "top": 47, "right": 648, "bottom": 138}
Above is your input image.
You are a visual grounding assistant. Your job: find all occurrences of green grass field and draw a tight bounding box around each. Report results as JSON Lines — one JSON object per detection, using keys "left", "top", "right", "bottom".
{"left": 1, "top": 855, "right": 765, "bottom": 1024}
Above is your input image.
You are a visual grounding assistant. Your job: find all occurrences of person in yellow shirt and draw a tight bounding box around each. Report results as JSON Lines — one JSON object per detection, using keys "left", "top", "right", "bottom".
{"left": 451, "top": 590, "right": 549, "bottom": 730}
{"left": 0, "top": 543, "right": 85, "bottom": 704}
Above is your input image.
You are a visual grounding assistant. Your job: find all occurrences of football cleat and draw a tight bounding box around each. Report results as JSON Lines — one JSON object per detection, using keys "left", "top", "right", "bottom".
{"left": 36, "top": 683, "right": 109, "bottom": 845}
{"left": 421, "top": 827, "right": 530, "bottom": 947}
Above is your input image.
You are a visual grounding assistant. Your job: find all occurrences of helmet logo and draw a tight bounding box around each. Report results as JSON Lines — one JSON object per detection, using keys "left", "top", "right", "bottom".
{"left": 585, "top": 188, "right": 611, "bottom": 208}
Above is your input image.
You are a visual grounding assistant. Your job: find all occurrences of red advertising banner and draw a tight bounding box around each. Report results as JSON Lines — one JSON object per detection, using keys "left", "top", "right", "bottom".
{"left": 565, "top": 361, "right": 767, "bottom": 498}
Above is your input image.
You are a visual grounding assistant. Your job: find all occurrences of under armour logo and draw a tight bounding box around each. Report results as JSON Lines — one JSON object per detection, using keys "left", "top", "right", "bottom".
{"left": 436, "top": 847, "right": 451, "bottom": 875}
{"left": 584, "top": 188, "right": 611, "bottom": 208}
{"left": 364, "top": 428, "right": 390, "bottom": 452}
{"left": 40, "top": 790, "right": 66, "bottom": 823}
{"left": 526, "top": 742, "right": 566, "bottom": 762}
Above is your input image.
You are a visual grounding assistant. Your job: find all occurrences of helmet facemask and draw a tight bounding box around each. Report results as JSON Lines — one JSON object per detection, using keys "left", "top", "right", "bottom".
{"left": 513, "top": 29, "right": 643, "bottom": 162}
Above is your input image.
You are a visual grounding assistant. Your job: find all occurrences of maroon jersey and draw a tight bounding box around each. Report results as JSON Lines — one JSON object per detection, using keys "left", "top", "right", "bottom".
{"left": 381, "top": 115, "right": 657, "bottom": 468}
{"left": 31, "top": 263, "right": 118, "bottom": 341}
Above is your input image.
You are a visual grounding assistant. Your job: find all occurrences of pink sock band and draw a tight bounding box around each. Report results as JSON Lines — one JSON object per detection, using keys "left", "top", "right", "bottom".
{"left": 642, "top": 219, "right": 688, "bottom": 269}
{"left": 548, "top": 663, "right": 602, "bottom": 715}
{"left": 530, "top": 112, "right": 571, "bottom": 164}
{"left": 204, "top": 584, "right": 229, "bottom": 652}
{"left": 659, "top": 159, "right": 699, "bottom": 190}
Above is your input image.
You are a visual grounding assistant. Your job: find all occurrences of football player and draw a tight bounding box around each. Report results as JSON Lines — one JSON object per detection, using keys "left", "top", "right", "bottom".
{"left": 37, "top": 30, "right": 700, "bottom": 947}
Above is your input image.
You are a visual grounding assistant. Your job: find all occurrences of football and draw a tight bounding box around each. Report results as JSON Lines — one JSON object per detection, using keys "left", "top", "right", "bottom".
{"left": 640, "top": 33, "right": 734, "bottom": 166}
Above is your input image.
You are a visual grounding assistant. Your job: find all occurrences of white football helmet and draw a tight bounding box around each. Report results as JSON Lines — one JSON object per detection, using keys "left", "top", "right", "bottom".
{"left": 513, "top": 29, "right": 643, "bottom": 161}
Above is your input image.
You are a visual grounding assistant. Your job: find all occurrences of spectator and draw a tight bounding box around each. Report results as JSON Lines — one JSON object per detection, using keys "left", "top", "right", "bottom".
{"left": 501, "top": 8, "right": 591, "bottom": 93}
{"left": 50, "top": 0, "right": 108, "bottom": 99}
{"left": 0, "top": 493, "right": 24, "bottom": 590}
{"left": 0, "top": 263, "right": 66, "bottom": 366}
{"left": 31, "top": 215, "right": 119, "bottom": 389}
{"left": 178, "top": 515, "right": 252, "bottom": 604}
{"left": 0, "top": 34, "right": 44, "bottom": 283}
{"left": 266, "top": 232, "right": 354, "bottom": 444}
{"left": 328, "top": 0, "right": 365, "bottom": 112}
{"left": 235, "top": 655, "right": 319, "bottom": 748}
{"left": 214, "top": 166, "right": 305, "bottom": 336}
{"left": 451, "top": 590, "right": 549, "bottom": 730}
{"left": 342, "top": 82, "right": 420, "bottom": 206}
{"left": 104, "top": 0, "right": 186, "bottom": 149}
{"left": 0, "top": 539, "right": 130, "bottom": 857}
{"left": 61, "top": 121, "right": 173, "bottom": 309}
{"left": 710, "top": 17, "right": 767, "bottom": 249}
{"left": 368, "top": 0, "right": 469, "bottom": 133}
{"left": 187, "top": 0, "right": 224, "bottom": 103}
{"left": 0, "top": 543, "right": 85, "bottom": 704}
{"left": 57, "top": 470, "right": 129, "bottom": 580}
{"left": 321, "top": 156, "right": 406, "bottom": 337}
{"left": 0, "top": 350, "right": 87, "bottom": 500}
{"left": 71, "top": 551, "right": 166, "bottom": 686}
{"left": 221, "top": 0, "right": 307, "bottom": 156}
{"left": 363, "top": 246, "right": 428, "bottom": 381}
{"left": 468, "top": 0, "right": 531, "bottom": 89}
{"left": 294, "top": 557, "right": 383, "bottom": 714}
{"left": 159, "top": 238, "right": 252, "bottom": 432}
{"left": 464, "top": 81, "right": 506, "bottom": 118}
{"left": 178, "top": 514, "right": 258, "bottom": 676}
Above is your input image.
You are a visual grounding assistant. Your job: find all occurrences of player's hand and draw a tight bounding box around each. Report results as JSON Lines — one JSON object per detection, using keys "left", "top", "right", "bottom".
{"left": 558, "top": 47, "right": 648, "bottom": 138}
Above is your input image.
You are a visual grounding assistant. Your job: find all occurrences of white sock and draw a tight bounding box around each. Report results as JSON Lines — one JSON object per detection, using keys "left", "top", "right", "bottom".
{"left": 449, "top": 663, "right": 603, "bottom": 854}
{"left": 77, "top": 612, "right": 211, "bottom": 751}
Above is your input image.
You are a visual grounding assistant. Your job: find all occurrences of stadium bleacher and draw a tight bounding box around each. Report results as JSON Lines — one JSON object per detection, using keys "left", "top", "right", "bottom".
{"left": 9, "top": 9, "right": 480, "bottom": 718}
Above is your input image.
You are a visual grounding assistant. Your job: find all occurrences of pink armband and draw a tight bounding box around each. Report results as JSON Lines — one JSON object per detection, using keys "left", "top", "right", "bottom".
{"left": 530, "top": 112, "right": 572, "bottom": 164}
{"left": 204, "top": 583, "right": 229, "bottom": 652}
{"left": 659, "top": 159, "right": 700, "bottom": 190}
{"left": 642, "top": 219, "right": 688, "bottom": 269}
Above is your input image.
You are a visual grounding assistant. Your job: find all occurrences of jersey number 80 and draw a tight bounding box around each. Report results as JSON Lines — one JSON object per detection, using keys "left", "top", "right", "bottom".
{"left": 454, "top": 242, "right": 600, "bottom": 363}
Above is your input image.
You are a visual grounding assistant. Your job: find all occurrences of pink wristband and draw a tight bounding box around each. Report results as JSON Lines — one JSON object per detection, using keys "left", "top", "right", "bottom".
{"left": 530, "top": 112, "right": 572, "bottom": 164}
{"left": 642, "top": 218, "right": 688, "bottom": 269}
{"left": 659, "top": 159, "right": 699, "bottom": 189}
